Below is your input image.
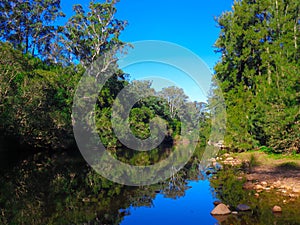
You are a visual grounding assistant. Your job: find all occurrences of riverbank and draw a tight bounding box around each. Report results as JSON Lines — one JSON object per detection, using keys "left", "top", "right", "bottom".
{"left": 209, "top": 150, "right": 300, "bottom": 224}
{"left": 219, "top": 151, "right": 300, "bottom": 197}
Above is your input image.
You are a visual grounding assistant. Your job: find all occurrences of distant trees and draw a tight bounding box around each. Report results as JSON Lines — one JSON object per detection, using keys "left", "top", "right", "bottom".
{"left": 158, "top": 86, "right": 188, "bottom": 119}
{"left": 95, "top": 80, "right": 207, "bottom": 150}
{"left": 213, "top": 0, "right": 299, "bottom": 152}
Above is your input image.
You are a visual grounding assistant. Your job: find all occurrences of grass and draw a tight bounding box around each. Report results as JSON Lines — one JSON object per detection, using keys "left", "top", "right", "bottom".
{"left": 230, "top": 150, "right": 300, "bottom": 168}
{"left": 267, "top": 153, "right": 300, "bottom": 160}
{"left": 249, "top": 153, "right": 260, "bottom": 167}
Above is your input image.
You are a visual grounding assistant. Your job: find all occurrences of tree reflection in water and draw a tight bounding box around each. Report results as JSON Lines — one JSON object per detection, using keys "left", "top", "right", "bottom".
{"left": 0, "top": 144, "right": 207, "bottom": 225}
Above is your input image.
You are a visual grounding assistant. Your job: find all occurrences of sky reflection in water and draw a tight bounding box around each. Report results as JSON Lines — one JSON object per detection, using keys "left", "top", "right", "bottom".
{"left": 122, "top": 180, "right": 218, "bottom": 225}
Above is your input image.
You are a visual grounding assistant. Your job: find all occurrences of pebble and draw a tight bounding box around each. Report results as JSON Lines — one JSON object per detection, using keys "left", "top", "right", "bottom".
{"left": 273, "top": 181, "right": 281, "bottom": 187}
{"left": 289, "top": 193, "right": 299, "bottom": 198}
{"left": 272, "top": 205, "right": 282, "bottom": 213}
{"left": 261, "top": 181, "right": 267, "bottom": 186}
{"left": 293, "top": 187, "right": 300, "bottom": 193}
{"left": 255, "top": 184, "right": 264, "bottom": 190}
{"left": 265, "top": 187, "right": 271, "bottom": 191}
{"left": 236, "top": 204, "right": 251, "bottom": 212}
{"left": 210, "top": 203, "right": 231, "bottom": 215}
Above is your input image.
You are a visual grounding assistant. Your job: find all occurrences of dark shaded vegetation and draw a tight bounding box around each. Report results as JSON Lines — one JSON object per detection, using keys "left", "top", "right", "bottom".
{"left": 0, "top": 145, "right": 207, "bottom": 225}
{"left": 277, "top": 162, "right": 300, "bottom": 170}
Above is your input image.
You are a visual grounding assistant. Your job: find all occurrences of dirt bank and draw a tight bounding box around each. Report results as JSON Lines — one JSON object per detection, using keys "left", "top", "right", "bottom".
{"left": 220, "top": 151, "right": 300, "bottom": 197}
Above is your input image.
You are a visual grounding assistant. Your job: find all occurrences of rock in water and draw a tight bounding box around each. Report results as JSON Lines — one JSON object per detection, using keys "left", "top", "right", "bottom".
{"left": 212, "top": 215, "right": 229, "bottom": 223}
{"left": 272, "top": 205, "right": 282, "bottom": 213}
{"left": 211, "top": 203, "right": 231, "bottom": 215}
{"left": 213, "top": 200, "right": 222, "bottom": 206}
{"left": 236, "top": 204, "right": 251, "bottom": 211}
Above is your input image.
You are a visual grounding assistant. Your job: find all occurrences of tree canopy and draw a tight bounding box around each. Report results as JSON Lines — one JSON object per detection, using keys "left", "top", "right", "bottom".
{"left": 0, "top": 0, "right": 205, "bottom": 151}
{"left": 213, "top": 0, "right": 299, "bottom": 152}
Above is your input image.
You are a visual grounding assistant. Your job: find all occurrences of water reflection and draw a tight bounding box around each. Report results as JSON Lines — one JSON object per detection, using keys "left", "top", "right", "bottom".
{"left": 0, "top": 144, "right": 221, "bottom": 225}
{"left": 3, "top": 143, "right": 299, "bottom": 224}
{"left": 210, "top": 165, "right": 300, "bottom": 225}
{"left": 0, "top": 142, "right": 300, "bottom": 225}
{"left": 121, "top": 180, "right": 216, "bottom": 225}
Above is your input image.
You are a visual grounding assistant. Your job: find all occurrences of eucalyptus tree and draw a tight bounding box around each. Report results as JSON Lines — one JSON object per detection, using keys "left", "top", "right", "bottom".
{"left": 0, "top": 0, "right": 64, "bottom": 57}
{"left": 157, "top": 86, "right": 188, "bottom": 119}
{"left": 61, "top": 0, "right": 128, "bottom": 69}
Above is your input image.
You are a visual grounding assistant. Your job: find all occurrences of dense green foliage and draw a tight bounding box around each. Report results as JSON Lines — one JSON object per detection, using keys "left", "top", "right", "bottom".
{"left": 213, "top": 0, "right": 300, "bottom": 153}
{"left": 0, "top": 42, "right": 81, "bottom": 149}
{"left": 1, "top": 0, "right": 300, "bottom": 224}
{"left": 95, "top": 79, "right": 205, "bottom": 153}
{"left": 0, "top": 0, "right": 128, "bottom": 149}
{"left": 0, "top": 0, "right": 206, "bottom": 152}
{"left": 1, "top": 0, "right": 297, "bottom": 154}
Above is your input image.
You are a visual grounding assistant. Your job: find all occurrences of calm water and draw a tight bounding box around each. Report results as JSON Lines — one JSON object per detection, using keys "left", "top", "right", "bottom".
{"left": 0, "top": 144, "right": 222, "bottom": 225}
{"left": 1, "top": 144, "right": 300, "bottom": 225}
{"left": 121, "top": 180, "right": 217, "bottom": 225}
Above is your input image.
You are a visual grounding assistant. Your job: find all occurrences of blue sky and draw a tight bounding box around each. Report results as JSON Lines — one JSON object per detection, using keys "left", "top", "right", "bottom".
{"left": 60, "top": 0, "right": 233, "bottom": 102}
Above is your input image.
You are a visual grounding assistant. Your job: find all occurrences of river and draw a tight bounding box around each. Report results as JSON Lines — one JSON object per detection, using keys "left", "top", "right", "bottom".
{"left": 0, "top": 143, "right": 221, "bottom": 224}
{"left": 1, "top": 144, "right": 300, "bottom": 225}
